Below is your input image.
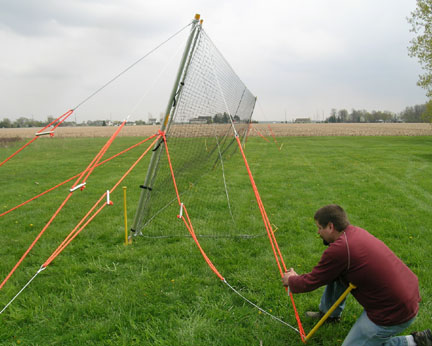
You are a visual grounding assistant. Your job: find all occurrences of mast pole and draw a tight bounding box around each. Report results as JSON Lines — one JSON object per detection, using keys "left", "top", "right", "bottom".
{"left": 131, "top": 14, "right": 202, "bottom": 235}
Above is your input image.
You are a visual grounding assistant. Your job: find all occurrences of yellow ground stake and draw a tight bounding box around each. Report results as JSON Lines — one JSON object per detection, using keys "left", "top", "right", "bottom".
{"left": 123, "top": 186, "right": 131, "bottom": 245}
{"left": 305, "top": 283, "right": 357, "bottom": 342}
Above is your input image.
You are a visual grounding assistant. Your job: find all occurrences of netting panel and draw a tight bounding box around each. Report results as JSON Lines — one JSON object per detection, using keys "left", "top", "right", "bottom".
{"left": 173, "top": 29, "right": 255, "bottom": 125}
{"left": 135, "top": 27, "right": 258, "bottom": 237}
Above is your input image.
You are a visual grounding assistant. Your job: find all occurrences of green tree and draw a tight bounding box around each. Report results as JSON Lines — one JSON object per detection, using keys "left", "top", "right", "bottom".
{"left": 349, "top": 109, "right": 364, "bottom": 123}
{"left": 338, "top": 109, "right": 348, "bottom": 122}
{"left": 213, "top": 112, "right": 230, "bottom": 123}
{"left": 400, "top": 104, "right": 427, "bottom": 122}
{"left": 422, "top": 100, "right": 432, "bottom": 123}
{"left": 0, "top": 118, "right": 12, "bottom": 128}
{"left": 408, "top": 0, "right": 432, "bottom": 97}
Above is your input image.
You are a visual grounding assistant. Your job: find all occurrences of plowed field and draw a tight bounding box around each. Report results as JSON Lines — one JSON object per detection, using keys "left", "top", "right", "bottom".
{"left": 0, "top": 123, "right": 431, "bottom": 139}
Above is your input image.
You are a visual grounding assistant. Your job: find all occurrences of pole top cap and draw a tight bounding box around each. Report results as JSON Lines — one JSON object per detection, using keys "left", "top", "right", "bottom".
{"left": 195, "top": 13, "right": 200, "bottom": 20}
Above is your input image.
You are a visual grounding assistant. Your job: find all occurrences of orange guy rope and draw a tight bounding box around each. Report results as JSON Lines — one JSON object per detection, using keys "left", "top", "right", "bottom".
{"left": 80, "top": 120, "right": 127, "bottom": 185}
{"left": 183, "top": 205, "right": 224, "bottom": 280}
{"left": 0, "top": 125, "right": 138, "bottom": 289}
{"left": 253, "top": 127, "right": 270, "bottom": 142}
{"left": 267, "top": 124, "right": 278, "bottom": 145}
{"left": 234, "top": 135, "right": 306, "bottom": 341}
{"left": 161, "top": 131, "right": 224, "bottom": 280}
{"left": 43, "top": 202, "right": 108, "bottom": 268}
{"left": 43, "top": 135, "right": 160, "bottom": 267}
{"left": 1, "top": 117, "right": 122, "bottom": 289}
{"left": 0, "top": 192, "right": 73, "bottom": 290}
{"left": 0, "top": 109, "right": 74, "bottom": 167}
{"left": 0, "top": 135, "right": 158, "bottom": 218}
{"left": 157, "top": 131, "right": 305, "bottom": 336}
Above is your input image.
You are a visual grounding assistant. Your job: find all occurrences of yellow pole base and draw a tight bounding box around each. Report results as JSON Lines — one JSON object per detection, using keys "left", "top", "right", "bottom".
{"left": 305, "top": 283, "right": 357, "bottom": 342}
{"left": 123, "top": 186, "right": 129, "bottom": 245}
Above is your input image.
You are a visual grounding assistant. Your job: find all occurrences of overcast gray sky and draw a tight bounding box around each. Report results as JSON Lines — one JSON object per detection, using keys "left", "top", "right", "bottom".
{"left": 0, "top": 0, "right": 426, "bottom": 122}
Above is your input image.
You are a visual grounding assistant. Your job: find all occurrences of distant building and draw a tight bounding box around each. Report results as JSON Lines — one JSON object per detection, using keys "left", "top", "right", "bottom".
{"left": 189, "top": 116, "right": 212, "bottom": 124}
{"left": 294, "top": 118, "right": 311, "bottom": 123}
{"left": 148, "top": 117, "right": 157, "bottom": 125}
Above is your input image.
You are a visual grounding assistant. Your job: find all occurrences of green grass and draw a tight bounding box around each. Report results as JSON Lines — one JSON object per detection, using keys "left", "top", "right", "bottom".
{"left": 0, "top": 135, "right": 431, "bottom": 345}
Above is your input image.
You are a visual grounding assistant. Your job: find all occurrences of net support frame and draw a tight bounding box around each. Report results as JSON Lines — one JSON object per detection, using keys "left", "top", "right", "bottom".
{"left": 130, "top": 14, "right": 202, "bottom": 235}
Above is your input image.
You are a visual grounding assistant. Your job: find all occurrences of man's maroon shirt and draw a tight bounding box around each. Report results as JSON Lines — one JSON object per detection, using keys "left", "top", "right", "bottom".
{"left": 288, "top": 225, "right": 420, "bottom": 326}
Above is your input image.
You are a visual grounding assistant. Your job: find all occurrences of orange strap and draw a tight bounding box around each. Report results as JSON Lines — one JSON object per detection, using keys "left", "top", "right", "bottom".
{"left": 162, "top": 131, "right": 304, "bottom": 340}
{"left": 0, "top": 192, "right": 73, "bottom": 290}
{"left": 49, "top": 109, "right": 74, "bottom": 132}
{"left": 0, "top": 135, "right": 158, "bottom": 218}
{"left": 253, "top": 127, "right": 270, "bottom": 142}
{"left": 235, "top": 135, "right": 306, "bottom": 341}
{"left": 0, "top": 109, "right": 74, "bottom": 167}
{"left": 43, "top": 135, "right": 160, "bottom": 268}
{"left": 161, "top": 131, "right": 224, "bottom": 280}
{"left": 79, "top": 120, "right": 127, "bottom": 186}
{"left": 267, "top": 124, "right": 278, "bottom": 145}
{"left": 181, "top": 205, "right": 224, "bottom": 280}
{"left": 0, "top": 127, "right": 152, "bottom": 290}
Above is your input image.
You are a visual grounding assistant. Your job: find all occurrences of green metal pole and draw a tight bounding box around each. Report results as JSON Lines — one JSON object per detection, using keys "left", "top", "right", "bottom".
{"left": 131, "top": 14, "right": 202, "bottom": 235}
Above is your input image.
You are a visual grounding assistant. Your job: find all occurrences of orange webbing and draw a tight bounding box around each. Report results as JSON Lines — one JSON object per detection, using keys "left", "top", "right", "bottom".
{"left": 43, "top": 135, "right": 160, "bottom": 268}
{"left": 45, "top": 202, "right": 107, "bottom": 268}
{"left": 234, "top": 136, "right": 306, "bottom": 341}
{"left": 267, "top": 125, "right": 278, "bottom": 145}
{"left": 0, "top": 125, "right": 138, "bottom": 290}
{"left": 244, "top": 123, "right": 252, "bottom": 148}
{"left": 49, "top": 109, "right": 74, "bottom": 132}
{"left": 0, "top": 109, "right": 74, "bottom": 167}
{"left": 0, "top": 135, "right": 158, "bottom": 218}
{"left": 0, "top": 176, "right": 77, "bottom": 219}
{"left": 80, "top": 120, "right": 127, "bottom": 187}
{"left": 236, "top": 137, "right": 285, "bottom": 274}
{"left": 253, "top": 127, "right": 270, "bottom": 142}
{"left": 44, "top": 193, "right": 109, "bottom": 267}
{"left": 162, "top": 131, "right": 303, "bottom": 338}
{"left": 181, "top": 205, "right": 224, "bottom": 280}
{"left": 161, "top": 131, "right": 224, "bottom": 281}
{"left": 0, "top": 192, "right": 73, "bottom": 290}
{"left": 0, "top": 137, "right": 38, "bottom": 167}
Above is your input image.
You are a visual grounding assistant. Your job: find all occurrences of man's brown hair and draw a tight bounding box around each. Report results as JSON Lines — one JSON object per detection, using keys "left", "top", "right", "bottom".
{"left": 314, "top": 204, "right": 350, "bottom": 232}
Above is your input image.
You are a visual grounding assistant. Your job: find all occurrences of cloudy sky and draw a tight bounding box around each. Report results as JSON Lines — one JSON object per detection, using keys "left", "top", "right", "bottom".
{"left": 0, "top": 0, "right": 426, "bottom": 122}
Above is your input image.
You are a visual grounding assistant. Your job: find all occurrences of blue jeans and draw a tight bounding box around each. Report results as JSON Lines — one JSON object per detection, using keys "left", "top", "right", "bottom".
{"left": 320, "top": 280, "right": 416, "bottom": 345}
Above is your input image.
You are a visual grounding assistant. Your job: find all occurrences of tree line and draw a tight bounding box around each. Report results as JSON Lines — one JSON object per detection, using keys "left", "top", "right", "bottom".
{"left": 0, "top": 117, "right": 146, "bottom": 128}
{"left": 325, "top": 104, "right": 429, "bottom": 123}
{"left": 0, "top": 104, "right": 430, "bottom": 128}
{"left": 0, "top": 113, "right": 245, "bottom": 128}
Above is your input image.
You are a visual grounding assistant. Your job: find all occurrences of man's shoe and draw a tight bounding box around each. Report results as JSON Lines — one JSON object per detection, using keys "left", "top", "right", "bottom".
{"left": 305, "top": 311, "right": 340, "bottom": 323}
{"left": 412, "top": 329, "right": 432, "bottom": 346}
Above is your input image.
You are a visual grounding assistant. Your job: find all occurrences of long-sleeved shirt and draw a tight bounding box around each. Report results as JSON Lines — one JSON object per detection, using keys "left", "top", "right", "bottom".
{"left": 288, "top": 225, "right": 420, "bottom": 326}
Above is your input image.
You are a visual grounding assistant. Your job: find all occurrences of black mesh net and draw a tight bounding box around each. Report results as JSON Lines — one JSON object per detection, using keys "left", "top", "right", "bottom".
{"left": 133, "top": 27, "right": 259, "bottom": 237}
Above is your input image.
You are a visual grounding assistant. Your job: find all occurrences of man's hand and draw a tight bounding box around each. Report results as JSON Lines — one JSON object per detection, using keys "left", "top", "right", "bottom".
{"left": 282, "top": 268, "right": 298, "bottom": 287}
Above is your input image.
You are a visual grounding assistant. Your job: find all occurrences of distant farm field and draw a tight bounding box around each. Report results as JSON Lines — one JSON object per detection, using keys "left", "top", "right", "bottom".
{"left": 0, "top": 123, "right": 431, "bottom": 139}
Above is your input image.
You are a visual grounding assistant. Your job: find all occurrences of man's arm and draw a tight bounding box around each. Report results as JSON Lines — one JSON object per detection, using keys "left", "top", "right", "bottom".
{"left": 283, "top": 245, "right": 347, "bottom": 293}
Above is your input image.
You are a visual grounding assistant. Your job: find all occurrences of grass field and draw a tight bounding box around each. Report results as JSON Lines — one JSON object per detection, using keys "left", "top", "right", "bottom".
{"left": 0, "top": 135, "right": 431, "bottom": 345}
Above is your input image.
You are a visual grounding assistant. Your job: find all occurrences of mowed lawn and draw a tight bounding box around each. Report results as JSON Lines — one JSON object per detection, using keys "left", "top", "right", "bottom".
{"left": 0, "top": 135, "right": 431, "bottom": 345}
